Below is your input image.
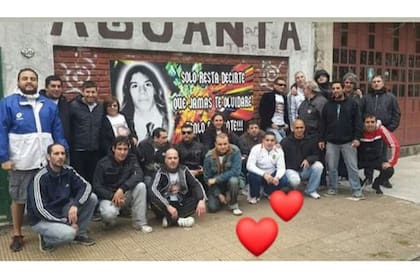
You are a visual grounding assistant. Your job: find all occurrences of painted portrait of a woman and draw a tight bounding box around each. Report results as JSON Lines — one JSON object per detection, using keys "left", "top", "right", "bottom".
{"left": 115, "top": 62, "right": 173, "bottom": 141}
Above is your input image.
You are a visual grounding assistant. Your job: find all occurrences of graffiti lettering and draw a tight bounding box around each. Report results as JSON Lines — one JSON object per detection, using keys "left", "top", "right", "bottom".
{"left": 189, "top": 97, "right": 212, "bottom": 110}
{"left": 225, "top": 120, "right": 243, "bottom": 132}
{"left": 221, "top": 72, "right": 246, "bottom": 84}
{"left": 191, "top": 122, "right": 208, "bottom": 134}
{"left": 183, "top": 22, "right": 210, "bottom": 45}
{"left": 172, "top": 96, "right": 187, "bottom": 111}
{"left": 98, "top": 22, "right": 133, "bottom": 39}
{"left": 142, "top": 22, "right": 173, "bottom": 43}
{"left": 214, "top": 96, "right": 252, "bottom": 109}
{"left": 280, "top": 22, "right": 301, "bottom": 50}
{"left": 50, "top": 22, "right": 88, "bottom": 37}
{"left": 50, "top": 21, "right": 302, "bottom": 51}
{"left": 216, "top": 22, "right": 243, "bottom": 47}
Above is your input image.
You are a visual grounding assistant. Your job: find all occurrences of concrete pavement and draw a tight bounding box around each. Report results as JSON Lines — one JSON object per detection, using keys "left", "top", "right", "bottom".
{"left": 1, "top": 154, "right": 420, "bottom": 261}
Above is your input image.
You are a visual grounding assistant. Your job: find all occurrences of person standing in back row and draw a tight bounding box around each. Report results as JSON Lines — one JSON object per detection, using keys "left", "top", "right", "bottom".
{"left": 0, "top": 68, "right": 68, "bottom": 252}
{"left": 360, "top": 75, "right": 401, "bottom": 188}
{"left": 319, "top": 81, "right": 364, "bottom": 199}
{"left": 259, "top": 77, "right": 289, "bottom": 143}
{"left": 69, "top": 80, "right": 104, "bottom": 184}
{"left": 39, "top": 75, "right": 71, "bottom": 144}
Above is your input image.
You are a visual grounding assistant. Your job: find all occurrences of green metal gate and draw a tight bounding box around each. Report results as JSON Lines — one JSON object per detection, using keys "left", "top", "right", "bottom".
{"left": 0, "top": 47, "right": 12, "bottom": 225}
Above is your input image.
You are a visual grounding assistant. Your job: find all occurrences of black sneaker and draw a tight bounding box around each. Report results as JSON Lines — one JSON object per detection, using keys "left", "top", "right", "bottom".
{"left": 381, "top": 180, "right": 393, "bottom": 189}
{"left": 73, "top": 235, "right": 96, "bottom": 246}
{"left": 92, "top": 212, "right": 102, "bottom": 222}
{"left": 38, "top": 235, "right": 55, "bottom": 252}
{"left": 372, "top": 184, "right": 383, "bottom": 195}
{"left": 9, "top": 235, "right": 24, "bottom": 252}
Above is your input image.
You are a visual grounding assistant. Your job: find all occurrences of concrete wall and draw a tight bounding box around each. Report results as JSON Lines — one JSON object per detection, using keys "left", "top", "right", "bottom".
{"left": 0, "top": 19, "right": 317, "bottom": 95}
{"left": 314, "top": 22, "right": 334, "bottom": 74}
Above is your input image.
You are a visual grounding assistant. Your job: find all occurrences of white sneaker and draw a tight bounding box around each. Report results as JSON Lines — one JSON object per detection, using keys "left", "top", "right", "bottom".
{"left": 140, "top": 225, "right": 153, "bottom": 233}
{"left": 308, "top": 192, "right": 321, "bottom": 199}
{"left": 248, "top": 197, "right": 258, "bottom": 205}
{"left": 232, "top": 208, "right": 243, "bottom": 216}
{"left": 162, "top": 217, "right": 168, "bottom": 228}
{"left": 177, "top": 217, "right": 195, "bottom": 227}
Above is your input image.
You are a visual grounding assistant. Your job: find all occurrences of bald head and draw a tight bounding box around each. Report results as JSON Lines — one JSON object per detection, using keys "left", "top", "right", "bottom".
{"left": 293, "top": 119, "right": 306, "bottom": 139}
{"left": 165, "top": 148, "right": 179, "bottom": 171}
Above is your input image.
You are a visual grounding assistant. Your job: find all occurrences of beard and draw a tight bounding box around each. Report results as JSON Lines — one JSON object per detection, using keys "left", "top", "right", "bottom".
{"left": 19, "top": 86, "right": 37, "bottom": 95}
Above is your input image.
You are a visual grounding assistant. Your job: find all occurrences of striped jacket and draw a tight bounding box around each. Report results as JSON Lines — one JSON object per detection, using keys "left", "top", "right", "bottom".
{"left": 27, "top": 165, "right": 92, "bottom": 226}
{"left": 358, "top": 125, "right": 400, "bottom": 168}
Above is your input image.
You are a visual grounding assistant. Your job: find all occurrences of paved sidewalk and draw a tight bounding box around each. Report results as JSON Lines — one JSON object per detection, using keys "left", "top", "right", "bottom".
{"left": 1, "top": 155, "right": 420, "bottom": 261}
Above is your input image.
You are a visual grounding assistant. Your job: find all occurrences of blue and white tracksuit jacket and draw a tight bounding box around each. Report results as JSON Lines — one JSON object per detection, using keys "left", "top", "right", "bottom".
{"left": 0, "top": 92, "right": 68, "bottom": 170}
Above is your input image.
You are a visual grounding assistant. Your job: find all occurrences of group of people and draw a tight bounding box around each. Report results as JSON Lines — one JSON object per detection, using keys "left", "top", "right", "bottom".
{"left": 258, "top": 70, "right": 401, "bottom": 201}
{"left": 0, "top": 68, "right": 193, "bottom": 253}
{"left": 0, "top": 67, "right": 401, "bottom": 254}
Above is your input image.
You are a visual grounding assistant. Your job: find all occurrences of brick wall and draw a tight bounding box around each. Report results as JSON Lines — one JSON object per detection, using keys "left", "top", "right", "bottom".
{"left": 53, "top": 46, "right": 288, "bottom": 120}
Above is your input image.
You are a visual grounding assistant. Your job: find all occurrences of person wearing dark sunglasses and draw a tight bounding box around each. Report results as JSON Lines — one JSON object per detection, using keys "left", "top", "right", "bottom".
{"left": 176, "top": 123, "right": 207, "bottom": 190}
{"left": 259, "top": 77, "right": 290, "bottom": 143}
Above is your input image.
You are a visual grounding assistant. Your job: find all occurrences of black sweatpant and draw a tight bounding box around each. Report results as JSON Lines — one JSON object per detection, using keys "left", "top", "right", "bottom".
{"left": 150, "top": 194, "right": 198, "bottom": 226}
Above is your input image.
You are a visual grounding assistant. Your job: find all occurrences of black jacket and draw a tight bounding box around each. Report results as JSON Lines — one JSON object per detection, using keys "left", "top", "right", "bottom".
{"left": 27, "top": 165, "right": 92, "bottom": 226}
{"left": 320, "top": 97, "right": 363, "bottom": 144}
{"left": 150, "top": 164, "right": 206, "bottom": 207}
{"left": 280, "top": 134, "right": 320, "bottom": 171}
{"left": 69, "top": 95, "right": 104, "bottom": 151}
{"left": 259, "top": 91, "right": 290, "bottom": 131}
{"left": 93, "top": 153, "right": 144, "bottom": 200}
{"left": 136, "top": 137, "right": 170, "bottom": 177}
{"left": 39, "top": 90, "right": 71, "bottom": 144}
{"left": 176, "top": 140, "right": 207, "bottom": 169}
{"left": 360, "top": 88, "right": 401, "bottom": 132}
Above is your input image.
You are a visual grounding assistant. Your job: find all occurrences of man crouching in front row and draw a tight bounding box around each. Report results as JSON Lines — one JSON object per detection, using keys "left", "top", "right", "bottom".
{"left": 150, "top": 148, "right": 207, "bottom": 228}
{"left": 27, "top": 143, "right": 97, "bottom": 252}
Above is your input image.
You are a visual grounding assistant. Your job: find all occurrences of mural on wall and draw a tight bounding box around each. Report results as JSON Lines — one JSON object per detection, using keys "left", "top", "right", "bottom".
{"left": 110, "top": 60, "right": 255, "bottom": 143}
{"left": 59, "top": 52, "right": 97, "bottom": 94}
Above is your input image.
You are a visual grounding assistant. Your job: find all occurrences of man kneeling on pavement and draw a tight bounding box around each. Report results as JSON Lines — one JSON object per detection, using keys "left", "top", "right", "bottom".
{"left": 93, "top": 136, "right": 152, "bottom": 233}
{"left": 27, "top": 143, "right": 97, "bottom": 252}
{"left": 246, "top": 131, "right": 289, "bottom": 204}
{"left": 281, "top": 119, "right": 324, "bottom": 199}
{"left": 150, "top": 148, "right": 207, "bottom": 228}
{"left": 358, "top": 113, "right": 400, "bottom": 194}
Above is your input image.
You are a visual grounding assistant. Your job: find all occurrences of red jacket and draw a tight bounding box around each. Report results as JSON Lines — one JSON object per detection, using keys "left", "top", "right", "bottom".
{"left": 359, "top": 125, "right": 400, "bottom": 167}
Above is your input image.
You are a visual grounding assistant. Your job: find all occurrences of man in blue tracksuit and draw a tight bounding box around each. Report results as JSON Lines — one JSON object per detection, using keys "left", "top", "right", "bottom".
{"left": 0, "top": 68, "right": 68, "bottom": 252}
{"left": 27, "top": 143, "right": 97, "bottom": 252}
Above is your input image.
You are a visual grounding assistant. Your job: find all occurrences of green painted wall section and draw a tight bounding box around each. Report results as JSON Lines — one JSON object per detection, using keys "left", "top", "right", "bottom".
{"left": 0, "top": 48, "right": 12, "bottom": 224}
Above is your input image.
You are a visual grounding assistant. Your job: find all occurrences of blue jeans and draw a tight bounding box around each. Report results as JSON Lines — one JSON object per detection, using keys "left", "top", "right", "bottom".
{"left": 248, "top": 171, "right": 289, "bottom": 199}
{"left": 326, "top": 142, "right": 361, "bottom": 193}
{"left": 266, "top": 127, "right": 286, "bottom": 143}
{"left": 99, "top": 182, "right": 148, "bottom": 227}
{"left": 208, "top": 177, "right": 240, "bottom": 212}
{"left": 285, "top": 161, "right": 324, "bottom": 194}
{"left": 32, "top": 193, "right": 97, "bottom": 247}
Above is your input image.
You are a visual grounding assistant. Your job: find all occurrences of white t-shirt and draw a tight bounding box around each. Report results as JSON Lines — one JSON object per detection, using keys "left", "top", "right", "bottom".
{"left": 106, "top": 113, "right": 129, "bottom": 137}
{"left": 271, "top": 94, "right": 285, "bottom": 126}
{"left": 168, "top": 172, "right": 181, "bottom": 201}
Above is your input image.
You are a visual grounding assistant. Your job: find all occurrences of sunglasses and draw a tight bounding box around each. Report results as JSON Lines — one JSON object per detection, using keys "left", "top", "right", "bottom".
{"left": 275, "top": 83, "right": 287, "bottom": 87}
{"left": 181, "top": 131, "right": 193, "bottom": 135}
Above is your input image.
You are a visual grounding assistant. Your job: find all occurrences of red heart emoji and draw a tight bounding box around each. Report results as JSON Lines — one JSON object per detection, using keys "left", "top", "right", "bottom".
{"left": 236, "top": 217, "right": 278, "bottom": 256}
{"left": 269, "top": 190, "right": 304, "bottom": 222}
